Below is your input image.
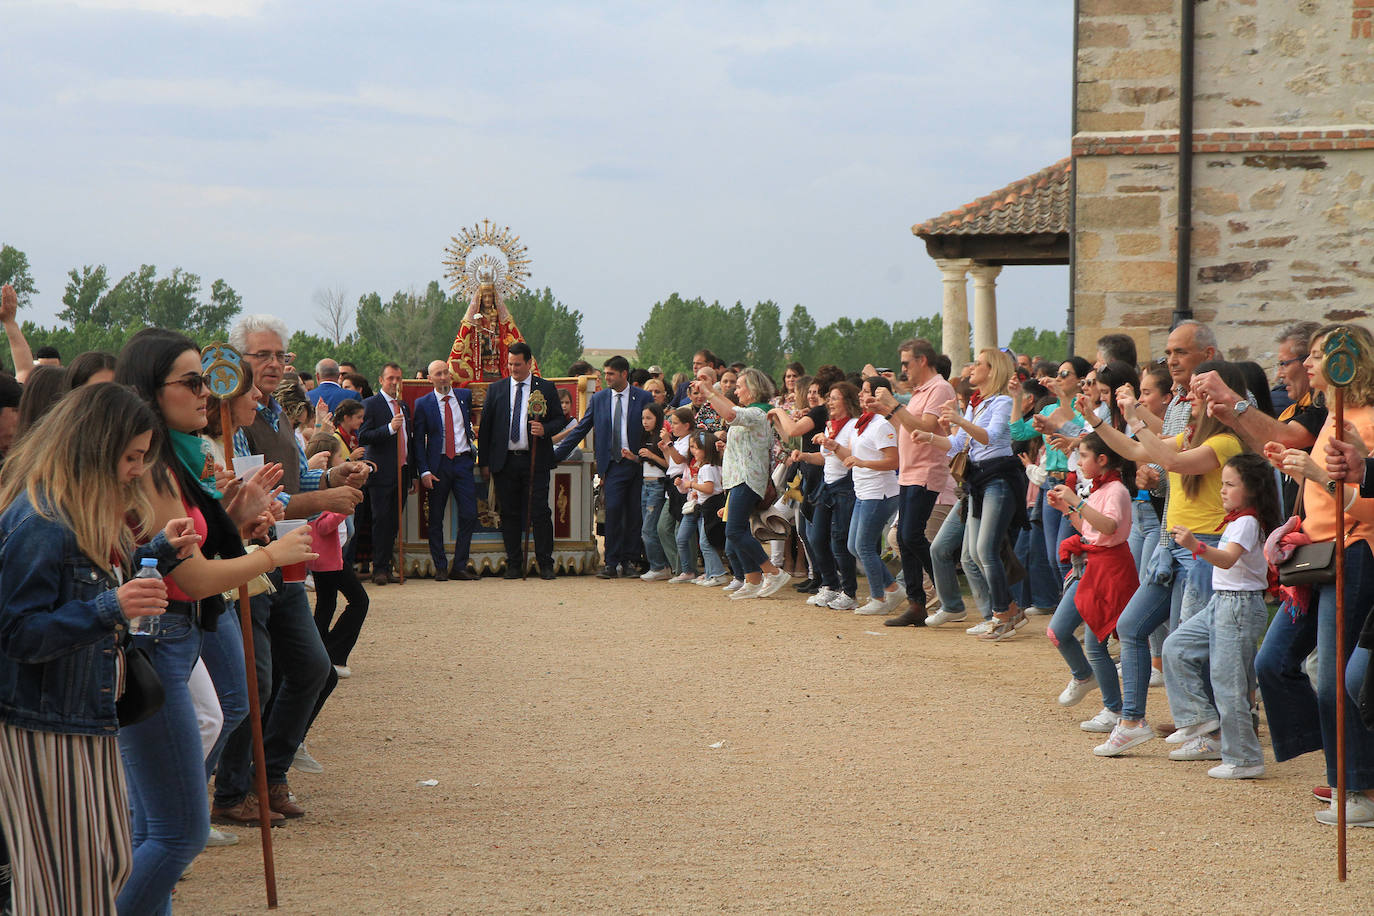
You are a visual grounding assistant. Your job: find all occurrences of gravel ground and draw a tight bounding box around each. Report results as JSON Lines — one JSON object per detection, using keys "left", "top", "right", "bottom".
{"left": 177, "top": 575, "right": 1373, "bottom": 914}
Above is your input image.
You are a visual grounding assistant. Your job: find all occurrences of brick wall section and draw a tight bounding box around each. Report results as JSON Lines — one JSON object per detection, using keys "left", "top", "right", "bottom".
{"left": 1075, "top": 128, "right": 1374, "bottom": 157}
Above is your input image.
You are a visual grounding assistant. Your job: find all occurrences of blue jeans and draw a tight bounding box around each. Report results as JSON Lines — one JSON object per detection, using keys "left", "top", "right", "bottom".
{"left": 214, "top": 579, "right": 332, "bottom": 807}
{"left": 199, "top": 615, "right": 248, "bottom": 780}
{"left": 724, "top": 484, "right": 769, "bottom": 576}
{"left": 849, "top": 496, "right": 897, "bottom": 597}
{"left": 697, "top": 515, "right": 726, "bottom": 579}
{"left": 675, "top": 513, "right": 699, "bottom": 576}
{"left": 1255, "top": 607, "right": 1320, "bottom": 763}
{"left": 657, "top": 490, "right": 679, "bottom": 574}
{"left": 1128, "top": 501, "right": 1169, "bottom": 659}
{"left": 931, "top": 500, "right": 982, "bottom": 616}
{"left": 1260, "top": 540, "right": 1374, "bottom": 790}
{"left": 1116, "top": 534, "right": 1219, "bottom": 722}
{"left": 1018, "top": 515, "right": 1060, "bottom": 611}
{"left": 1163, "top": 590, "right": 1267, "bottom": 767}
{"left": 896, "top": 484, "right": 938, "bottom": 607}
{"left": 963, "top": 478, "right": 1015, "bottom": 617}
{"left": 1046, "top": 580, "right": 1121, "bottom": 713}
{"left": 118, "top": 613, "right": 208, "bottom": 916}
{"left": 641, "top": 478, "right": 669, "bottom": 571}
{"left": 1040, "top": 484, "right": 1071, "bottom": 581}
{"left": 810, "top": 478, "right": 857, "bottom": 596}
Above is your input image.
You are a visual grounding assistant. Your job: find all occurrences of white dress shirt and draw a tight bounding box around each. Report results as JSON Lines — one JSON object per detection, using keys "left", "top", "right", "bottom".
{"left": 509, "top": 377, "right": 530, "bottom": 451}
{"left": 429, "top": 389, "right": 470, "bottom": 469}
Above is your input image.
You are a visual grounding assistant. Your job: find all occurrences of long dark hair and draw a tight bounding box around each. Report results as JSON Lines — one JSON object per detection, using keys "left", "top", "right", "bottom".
{"left": 1096, "top": 360, "right": 1139, "bottom": 432}
{"left": 63, "top": 350, "right": 118, "bottom": 388}
{"left": 115, "top": 328, "right": 201, "bottom": 497}
{"left": 15, "top": 365, "right": 69, "bottom": 440}
{"left": 1226, "top": 452, "right": 1283, "bottom": 535}
{"left": 1079, "top": 431, "right": 1132, "bottom": 489}
{"left": 691, "top": 429, "right": 722, "bottom": 466}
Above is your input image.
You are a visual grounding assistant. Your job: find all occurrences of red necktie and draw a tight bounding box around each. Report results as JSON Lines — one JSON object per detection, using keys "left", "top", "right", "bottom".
{"left": 391, "top": 398, "right": 407, "bottom": 463}
{"left": 443, "top": 395, "right": 457, "bottom": 459}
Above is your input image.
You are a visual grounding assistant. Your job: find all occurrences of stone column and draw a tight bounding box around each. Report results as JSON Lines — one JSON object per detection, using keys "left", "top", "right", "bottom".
{"left": 969, "top": 263, "right": 1003, "bottom": 356}
{"left": 935, "top": 258, "right": 974, "bottom": 374}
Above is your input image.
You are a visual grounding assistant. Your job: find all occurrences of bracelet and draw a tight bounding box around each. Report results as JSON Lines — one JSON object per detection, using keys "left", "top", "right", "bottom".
{"left": 1071, "top": 500, "right": 1086, "bottom": 515}
{"left": 1089, "top": 416, "right": 1102, "bottom": 430}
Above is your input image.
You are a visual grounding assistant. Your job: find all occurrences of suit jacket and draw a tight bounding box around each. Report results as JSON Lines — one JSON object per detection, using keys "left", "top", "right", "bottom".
{"left": 358, "top": 392, "right": 415, "bottom": 487}
{"left": 477, "top": 375, "right": 568, "bottom": 474}
{"left": 413, "top": 388, "right": 476, "bottom": 478}
{"left": 310, "top": 380, "right": 353, "bottom": 415}
{"left": 554, "top": 385, "right": 654, "bottom": 470}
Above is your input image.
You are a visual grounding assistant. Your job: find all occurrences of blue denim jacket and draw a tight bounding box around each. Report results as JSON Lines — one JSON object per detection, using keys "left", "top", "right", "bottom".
{"left": 0, "top": 493, "right": 179, "bottom": 736}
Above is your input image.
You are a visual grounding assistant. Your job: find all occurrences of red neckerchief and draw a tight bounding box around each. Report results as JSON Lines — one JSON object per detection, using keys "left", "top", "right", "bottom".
{"left": 1174, "top": 385, "right": 1193, "bottom": 404}
{"left": 1223, "top": 507, "right": 1258, "bottom": 525}
{"left": 968, "top": 390, "right": 985, "bottom": 412}
{"left": 827, "top": 415, "right": 851, "bottom": 438}
{"left": 1089, "top": 470, "right": 1122, "bottom": 494}
{"left": 853, "top": 411, "right": 877, "bottom": 435}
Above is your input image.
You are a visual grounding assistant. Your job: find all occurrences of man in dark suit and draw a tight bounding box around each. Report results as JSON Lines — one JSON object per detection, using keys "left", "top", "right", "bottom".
{"left": 358, "top": 362, "right": 415, "bottom": 585}
{"left": 477, "top": 342, "right": 568, "bottom": 579}
{"left": 414, "top": 359, "right": 478, "bottom": 581}
{"left": 554, "top": 355, "right": 654, "bottom": 578}
{"left": 310, "top": 358, "right": 352, "bottom": 414}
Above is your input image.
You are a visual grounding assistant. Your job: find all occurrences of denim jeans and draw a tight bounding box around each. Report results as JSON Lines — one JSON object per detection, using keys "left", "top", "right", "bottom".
{"left": 1163, "top": 590, "right": 1267, "bottom": 767}
{"left": 1046, "top": 580, "right": 1121, "bottom": 713}
{"left": 198, "top": 614, "right": 248, "bottom": 779}
{"left": 1116, "top": 534, "right": 1219, "bottom": 721}
{"left": 931, "top": 500, "right": 983, "bottom": 616}
{"left": 810, "top": 478, "right": 857, "bottom": 596}
{"left": 963, "top": 477, "right": 1015, "bottom": 617}
{"left": 1255, "top": 607, "right": 1320, "bottom": 763}
{"left": 724, "top": 484, "right": 769, "bottom": 576}
{"left": 896, "top": 484, "right": 938, "bottom": 607}
{"left": 657, "top": 489, "right": 679, "bottom": 573}
{"left": 697, "top": 514, "right": 726, "bottom": 579}
{"left": 118, "top": 614, "right": 208, "bottom": 916}
{"left": 641, "top": 478, "right": 670, "bottom": 571}
{"left": 849, "top": 496, "right": 897, "bottom": 598}
{"left": 1260, "top": 540, "right": 1374, "bottom": 790}
{"left": 675, "top": 513, "right": 699, "bottom": 576}
{"left": 1040, "top": 485, "right": 1071, "bottom": 581}
{"left": 215, "top": 579, "right": 332, "bottom": 806}
{"left": 1018, "top": 516, "right": 1060, "bottom": 611}
{"left": 1127, "top": 500, "right": 1169, "bottom": 659}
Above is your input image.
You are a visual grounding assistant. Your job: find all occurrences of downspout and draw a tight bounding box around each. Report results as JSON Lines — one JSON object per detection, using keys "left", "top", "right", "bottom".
{"left": 1067, "top": 0, "right": 1079, "bottom": 358}
{"left": 1171, "top": 0, "right": 1196, "bottom": 328}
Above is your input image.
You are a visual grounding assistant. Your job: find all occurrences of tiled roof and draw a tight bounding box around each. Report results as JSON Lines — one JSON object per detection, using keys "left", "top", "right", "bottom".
{"left": 913, "top": 157, "right": 1072, "bottom": 237}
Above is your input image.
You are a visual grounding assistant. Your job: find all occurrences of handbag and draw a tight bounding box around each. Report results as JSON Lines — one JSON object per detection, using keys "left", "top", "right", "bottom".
{"left": 1276, "top": 485, "right": 1337, "bottom": 586}
{"left": 949, "top": 444, "right": 972, "bottom": 485}
{"left": 117, "top": 639, "right": 165, "bottom": 727}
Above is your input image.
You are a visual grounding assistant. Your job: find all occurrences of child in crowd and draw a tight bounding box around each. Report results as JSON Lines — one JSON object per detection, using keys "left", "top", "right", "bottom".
{"left": 636, "top": 404, "right": 672, "bottom": 581}
{"left": 663, "top": 408, "right": 696, "bottom": 582}
{"left": 305, "top": 434, "right": 369, "bottom": 678}
{"left": 1044, "top": 434, "right": 1136, "bottom": 735}
{"left": 683, "top": 430, "right": 729, "bottom": 587}
{"left": 1162, "top": 453, "right": 1282, "bottom": 779}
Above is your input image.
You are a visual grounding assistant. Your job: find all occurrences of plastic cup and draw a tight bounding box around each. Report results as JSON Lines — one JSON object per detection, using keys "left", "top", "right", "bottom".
{"left": 233, "top": 453, "right": 265, "bottom": 482}
{"left": 274, "top": 519, "right": 309, "bottom": 584}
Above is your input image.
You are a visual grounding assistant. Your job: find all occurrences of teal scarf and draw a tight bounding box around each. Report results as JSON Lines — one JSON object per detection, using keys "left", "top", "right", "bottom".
{"left": 170, "top": 430, "right": 221, "bottom": 499}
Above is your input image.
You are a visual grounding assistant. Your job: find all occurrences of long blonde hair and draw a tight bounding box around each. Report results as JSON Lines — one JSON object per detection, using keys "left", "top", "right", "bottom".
{"left": 978, "top": 348, "right": 1015, "bottom": 397}
{"left": 0, "top": 384, "right": 160, "bottom": 572}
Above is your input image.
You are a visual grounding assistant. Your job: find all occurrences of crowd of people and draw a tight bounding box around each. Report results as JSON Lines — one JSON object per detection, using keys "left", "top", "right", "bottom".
{"left": 2, "top": 266, "right": 1373, "bottom": 913}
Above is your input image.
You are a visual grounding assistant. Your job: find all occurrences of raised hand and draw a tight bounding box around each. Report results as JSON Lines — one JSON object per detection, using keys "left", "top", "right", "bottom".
{"left": 162, "top": 517, "right": 203, "bottom": 559}
{"left": 0, "top": 284, "right": 16, "bottom": 323}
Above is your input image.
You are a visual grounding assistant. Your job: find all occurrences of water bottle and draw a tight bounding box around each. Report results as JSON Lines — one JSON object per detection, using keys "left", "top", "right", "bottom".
{"left": 129, "top": 557, "right": 163, "bottom": 637}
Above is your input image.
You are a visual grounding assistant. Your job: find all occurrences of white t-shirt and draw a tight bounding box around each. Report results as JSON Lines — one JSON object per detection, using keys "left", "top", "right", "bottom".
{"left": 1212, "top": 515, "right": 1268, "bottom": 591}
{"left": 688, "top": 464, "right": 723, "bottom": 509}
{"left": 821, "top": 418, "right": 857, "bottom": 484}
{"left": 666, "top": 437, "right": 689, "bottom": 477}
{"left": 851, "top": 416, "right": 899, "bottom": 500}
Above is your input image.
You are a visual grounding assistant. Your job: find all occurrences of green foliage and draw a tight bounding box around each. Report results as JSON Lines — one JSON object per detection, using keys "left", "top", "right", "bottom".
{"left": 287, "top": 330, "right": 388, "bottom": 383}
{"left": 784, "top": 304, "right": 818, "bottom": 369}
{"left": 748, "top": 300, "right": 784, "bottom": 377}
{"left": 1007, "top": 326, "right": 1069, "bottom": 363}
{"left": 505, "top": 287, "right": 585, "bottom": 377}
{"left": 0, "top": 245, "right": 38, "bottom": 307}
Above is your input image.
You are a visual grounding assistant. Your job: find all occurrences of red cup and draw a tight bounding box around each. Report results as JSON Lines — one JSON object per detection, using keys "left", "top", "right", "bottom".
{"left": 281, "top": 560, "right": 307, "bottom": 584}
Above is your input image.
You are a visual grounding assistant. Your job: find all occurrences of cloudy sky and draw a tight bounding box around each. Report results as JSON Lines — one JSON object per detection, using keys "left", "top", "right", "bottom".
{"left": 2, "top": 0, "right": 1071, "bottom": 349}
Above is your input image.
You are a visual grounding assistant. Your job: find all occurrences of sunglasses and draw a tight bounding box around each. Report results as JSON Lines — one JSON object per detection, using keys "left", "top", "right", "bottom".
{"left": 1057, "top": 369, "right": 1074, "bottom": 379}
{"left": 161, "top": 374, "right": 210, "bottom": 395}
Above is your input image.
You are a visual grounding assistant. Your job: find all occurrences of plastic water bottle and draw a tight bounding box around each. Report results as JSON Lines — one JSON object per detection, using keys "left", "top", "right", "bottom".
{"left": 129, "top": 557, "right": 163, "bottom": 637}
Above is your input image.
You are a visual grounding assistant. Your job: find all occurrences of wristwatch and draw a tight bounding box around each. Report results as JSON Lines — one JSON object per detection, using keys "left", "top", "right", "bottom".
{"left": 1232, "top": 399, "right": 1250, "bottom": 417}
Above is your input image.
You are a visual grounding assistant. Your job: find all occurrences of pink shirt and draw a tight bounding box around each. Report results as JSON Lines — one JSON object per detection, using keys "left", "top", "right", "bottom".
{"left": 1080, "top": 479, "right": 1131, "bottom": 548}
{"left": 897, "top": 374, "right": 958, "bottom": 489}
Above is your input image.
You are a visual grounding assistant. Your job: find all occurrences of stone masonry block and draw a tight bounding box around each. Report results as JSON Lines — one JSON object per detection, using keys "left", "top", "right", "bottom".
{"left": 1195, "top": 187, "right": 1240, "bottom": 215}
{"left": 1079, "top": 195, "right": 1161, "bottom": 229}
{"left": 1080, "top": 0, "right": 1173, "bottom": 15}
{"left": 1117, "top": 233, "right": 1162, "bottom": 255}
{"left": 1079, "top": 22, "right": 1130, "bottom": 47}
{"left": 1076, "top": 158, "right": 1107, "bottom": 194}
{"left": 1079, "top": 110, "right": 1147, "bottom": 132}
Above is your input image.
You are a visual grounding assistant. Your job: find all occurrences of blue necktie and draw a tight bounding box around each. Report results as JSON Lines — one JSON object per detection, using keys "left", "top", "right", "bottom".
{"left": 612, "top": 391, "right": 623, "bottom": 459}
{"left": 510, "top": 380, "right": 524, "bottom": 443}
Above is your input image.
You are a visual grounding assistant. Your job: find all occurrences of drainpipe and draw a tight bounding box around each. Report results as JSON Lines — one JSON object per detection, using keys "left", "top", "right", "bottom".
{"left": 1172, "top": 0, "right": 1196, "bottom": 328}
{"left": 1067, "top": 0, "right": 1079, "bottom": 358}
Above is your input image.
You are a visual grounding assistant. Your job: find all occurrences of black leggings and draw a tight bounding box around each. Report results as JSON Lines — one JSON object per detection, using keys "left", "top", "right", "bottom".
{"left": 312, "top": 567, "right": 370, "bottom": 666}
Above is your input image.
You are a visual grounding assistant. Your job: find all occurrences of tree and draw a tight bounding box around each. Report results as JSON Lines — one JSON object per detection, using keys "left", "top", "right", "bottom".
{"left": 1007, "top": 326, "right": 1069, "bottom": 363}
{"left": 354, "top": 284, "right": 452, "bottom": 374}
{"left": 314, "top": 285, "right": 352, "bottom": 345}
{"left": 60, "top": 265, "right": 111, "bottom": 325}
{"left": 0, "top": 245, "right": 38, "bottom": 308}
{"left": 747, "top": 300, "right": 784, "bottom": 377}
{"left": 784, "top": 304, "right": 818, "bottom": 370}
{"left": 504, "top": 287, "right": 585, "bottom": 377}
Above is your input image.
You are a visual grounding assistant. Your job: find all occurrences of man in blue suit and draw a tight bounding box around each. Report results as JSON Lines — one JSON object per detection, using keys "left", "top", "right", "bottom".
{"left": 554, "top": 355, "right": 654, "bottom": 578}
{"left": 358, "top": 362, "right": 415, "bottom": 585}
{"left": 414, "top": 359, "right": 479, "bottom": 581}
{"left": 477, "top": 342, "right": 569, "bottom": 579}
{"left": 310, "top": 358, "right": 352, "bottom": 415}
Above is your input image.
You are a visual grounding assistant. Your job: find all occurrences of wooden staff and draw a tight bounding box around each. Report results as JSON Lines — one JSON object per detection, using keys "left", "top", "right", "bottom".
{"left": 1325, "top": 327, "right": 1359, "bottom": 881}
{"left": 397, "top": 406, "right": 407, "bottom": 584}
{"left": 221, "top": 402, "right": 278, "bottom": 907}
{"left": 522, "top": 388, "right": 548, "bottom": 579}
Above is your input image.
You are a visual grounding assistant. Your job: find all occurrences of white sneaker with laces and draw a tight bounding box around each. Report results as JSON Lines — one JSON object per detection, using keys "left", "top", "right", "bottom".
{"left": 668, "top": 572, "right": 695, "bottom": 583}
{"left": 881, "top": 587, "right": 906, "bottom": 612}
{"left": 1169, "top": 733, "right": 1222, "bottom": 761}
{"left": 205, "top": 827, "right": 239, "bottom": 847}
{"left": 1058, "top": 676, "right": 1098, "bottom": 708}
{"left": 1093, "top": 721, "right": 1155, "bottom": 757}
{"left": 1080, "top": 708, "right": 1121, "bottom": 733}
{"left": 755, "top": 571, "right": 791, "bottom": 598}
{"left": 1208, "top": 762, "right": 1265, "bottom": 779}
{"left": 1315, "top": 791, "right": 1374, "bottom": 825}
{"left": 808, "top": 587, "right": 839, "bottom": 607}
{"left": 1165, "top": 718, "right": 1221, "bottom": 744}
{"left": 723, "top": 579, "right": 744, "bottom": 592}
{"left": 924, "top": 608, "right": 968, "bottom": 627}
{"left": 827, "top": 593, "right": 858, "bottom": 611}
{"left": 291, "top": 743, "right": 323, "bottom": 774}
{"left": 640, "top": 568, "right": 672, "bottom": 581}
{"left": 1149, "top": 667, "right": 1164, "bottom": 688}
{"left": 965, "top": 619, "right": 995, "bottom": 636}
{"left": 730, "top": 581, "right": 763, "bottom": 600}
{"left": 854, "top": 598, "right": 889, "bottom": 615}
{"left": 699, "top": 574, "right": 731, "bottom": 587}
{"left": 1024, "top": 605, "right": 1052, "bottom": 616}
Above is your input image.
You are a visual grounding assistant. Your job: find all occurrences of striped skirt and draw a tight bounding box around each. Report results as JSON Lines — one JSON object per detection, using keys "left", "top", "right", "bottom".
{"left": 0, "top": 721, "right": 131, "bottom": 916}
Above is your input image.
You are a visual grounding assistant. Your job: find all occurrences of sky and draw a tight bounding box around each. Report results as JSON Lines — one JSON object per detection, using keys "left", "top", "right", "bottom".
{"left": 1, "top": 0, "right": 1072, "bottom": 350}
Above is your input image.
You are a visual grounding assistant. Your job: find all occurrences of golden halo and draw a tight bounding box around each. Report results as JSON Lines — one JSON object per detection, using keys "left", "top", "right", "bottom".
{"left": 442, "top": 219, "right": 532, "bottom": 300}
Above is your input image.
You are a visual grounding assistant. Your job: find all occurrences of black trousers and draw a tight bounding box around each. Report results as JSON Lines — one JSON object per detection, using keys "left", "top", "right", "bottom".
{"left": 312, "top": 567, "right": 370, "bottom": 666}
{"left": 367, "top": 471, "right": 410, "bottom": 574}
{"left": 493, "top": 456, "right": 553, "bottom": 570}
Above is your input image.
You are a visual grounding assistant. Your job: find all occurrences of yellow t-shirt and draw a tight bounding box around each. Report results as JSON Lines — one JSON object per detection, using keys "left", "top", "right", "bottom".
{"left": 1166, "top": 432, "right": 1243, "bottom": 534}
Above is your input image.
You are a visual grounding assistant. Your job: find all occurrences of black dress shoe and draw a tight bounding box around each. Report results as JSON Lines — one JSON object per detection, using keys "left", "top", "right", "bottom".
{"left": 792, "top": 578, "right": 814, "bottom": 592}
{"left": 539, "top": 566, "right": 556, "bottom": 580}
{"left": 434, "top": 570, "right": 449, "bottom": 582}
{"left": 503, "top": 567, "right": 522, "bottom": 580}
{"left": 596, "top": 565, "right": 618, "bottom": 579}
{"left": 371, "top": 573, "right": 388, "bottom": 586}
{"left": 450, "top": 568, "right": 478, "bottom": 581}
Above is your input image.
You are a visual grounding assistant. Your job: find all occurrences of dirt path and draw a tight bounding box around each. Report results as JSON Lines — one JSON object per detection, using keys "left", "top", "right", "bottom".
{"left": 178, "top": 577, "right": 1372, "bottom": 914}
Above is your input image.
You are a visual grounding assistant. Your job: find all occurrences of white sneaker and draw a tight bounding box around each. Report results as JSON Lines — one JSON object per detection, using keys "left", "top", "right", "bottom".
{"left": 854, "top": 598, "right": 889, "bottom": 615}
{"left": 1208, "top": 762, "right": 1265, "bottom": 780}
{"left": 291, "top": 743, "right": 323, "bottom": 774}
{"left": 1149, "top": 667, "right": 1164, "bottom": 688}
{"left": 1024, "top": 605, "right": 1053, "bottom": 616}
{"left": 668, "top": 572, "right": 695, "bottom": 583}
{"left": 698, "top": 574, "right": 731, "bottom": 587}
{"left": 1169, "top": 733, "right": 1222, "bottom": 761}
{"left": 640, "top": 568, "right": 672, "bottom": 581}
{"left": 966, "top": 619, "right": 995, "bottom": 636}
{"left": 723, "top": 579, "right": 744, "bottom": 592}
{"left": 1058, "top": 675, "right": 1097, "bottom": 708}
{"left": 205, "top": 826, "right": 239, "bottom": 847}
{"left": 333, "top": 665, "right": 351, "bottom": 679}
{"left": 1165, "top": 718, "right": 1221, "bottom": 744}
{"left": 755, "top": 571, "right": 791, "bottom": 598}
{"left": 808, "top": 587, "right": 839, "bottom": 607}
{"left": 1080, "top": 708, "right": 1121, "bottom": 733}
{"left": 730, "top": 581, "right": 763, "bottom": 600}
{"left": 1093, "top": 721, "right": 1155, "bottom": 757}
{"left": 827, "top": 593, "right": 858, "bottom": 610}
{"left": 924, "top": 608, "right": 968, "bottom": 627}
{"left": 1315, "top": 791, "right": 1374, "bottom": 825}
